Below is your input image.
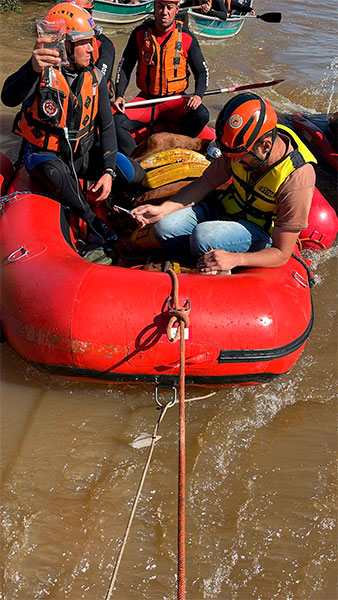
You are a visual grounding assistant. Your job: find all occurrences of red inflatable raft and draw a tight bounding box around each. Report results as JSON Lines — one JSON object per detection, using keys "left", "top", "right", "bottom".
{"left": 0, "top": 157, "right": 336, "bottom": 386}
{"left": 291, "top": 113, "right": 338, "bottom": 174}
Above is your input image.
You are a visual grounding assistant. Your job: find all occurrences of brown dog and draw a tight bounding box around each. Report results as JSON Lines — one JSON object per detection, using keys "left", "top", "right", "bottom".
{"left": 133, "top": 132, "right": 212, "bottom": 161}
{"left": 130, "top": 133, "right": 230, "bottom": 208}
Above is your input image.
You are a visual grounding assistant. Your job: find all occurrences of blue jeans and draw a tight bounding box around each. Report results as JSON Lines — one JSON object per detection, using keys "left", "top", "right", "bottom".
{"left": 153, "top": 200, "right": 272, "bottom": 262}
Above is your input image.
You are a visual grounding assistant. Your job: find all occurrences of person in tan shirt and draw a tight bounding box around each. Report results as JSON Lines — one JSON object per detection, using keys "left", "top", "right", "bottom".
{"left": 132, "top": 93, "right": 316, "bottom": 271}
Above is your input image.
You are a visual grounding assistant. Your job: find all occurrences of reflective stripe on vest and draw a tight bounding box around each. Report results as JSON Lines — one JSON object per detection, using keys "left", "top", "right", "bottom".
{"left": 221, "top": 125, "right": 317, "bottom": 234}
{"left": 13, "top": 66, "right": 100, "bottom": 157}
{"left": 136, "top": 21, "right": 188, "bottom": 96}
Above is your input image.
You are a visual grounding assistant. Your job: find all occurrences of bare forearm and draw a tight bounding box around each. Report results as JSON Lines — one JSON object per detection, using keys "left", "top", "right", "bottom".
{"left": 163, "top": 177, "right": 213, "bottom": 212}
{"left": 132, "top": 177, "right": 214, "bottom": 226}
{"left": 235, "top": 245, "right": 292, "bottom": 268}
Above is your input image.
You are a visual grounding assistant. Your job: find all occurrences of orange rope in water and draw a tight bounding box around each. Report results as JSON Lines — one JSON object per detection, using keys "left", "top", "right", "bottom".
{"left": 166, "top": 268, "right": 190, "bottom": 599}
{"left": 177, "top": 318, "right": 186, "bottom": 600}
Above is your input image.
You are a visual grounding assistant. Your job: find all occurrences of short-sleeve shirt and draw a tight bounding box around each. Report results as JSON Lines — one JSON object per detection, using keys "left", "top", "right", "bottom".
{"left": 202, "top": 135, "right": 316, "bottom": 232}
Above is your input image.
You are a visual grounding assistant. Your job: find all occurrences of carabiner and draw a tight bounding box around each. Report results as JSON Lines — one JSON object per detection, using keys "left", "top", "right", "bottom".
{"left": 154, "top": 383, "right": 177, "bottom": 409}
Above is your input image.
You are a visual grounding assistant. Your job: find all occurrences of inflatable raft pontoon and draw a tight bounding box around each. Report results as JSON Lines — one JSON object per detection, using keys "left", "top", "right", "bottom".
{"left": 0, "top": 154, "right": 337, "bottom": 386}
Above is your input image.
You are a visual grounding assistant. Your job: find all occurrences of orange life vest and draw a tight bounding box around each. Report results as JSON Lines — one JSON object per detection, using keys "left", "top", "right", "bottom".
{"left": 136, "top": 21, "right": 189, "bottom": 96}
{"left": 13, "top": 65, "right": 101, "bottom": 158}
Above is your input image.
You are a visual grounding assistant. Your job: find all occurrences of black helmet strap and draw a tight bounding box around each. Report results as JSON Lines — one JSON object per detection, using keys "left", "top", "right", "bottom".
{"left": 247, "top": 127, "right": 277, "bottom": 169}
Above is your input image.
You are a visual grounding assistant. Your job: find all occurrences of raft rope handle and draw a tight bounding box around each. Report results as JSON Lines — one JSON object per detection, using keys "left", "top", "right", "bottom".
{"left": 0, "top": 191, "right": 31, "bottom": 212}
{"left": 297, "top": 237, "right": 327, "bottom": 251}
{"left": 155, "top": 382, "right": 177, "bottom": 408}
{"left": 291, "top": 252, "right": 316, "bottom": 288}
{"left": 7, "top": 246, "right": 29, "bottom": 263}
{"left": 292, "top": 271, "right": 309, "bottom": 288}
{"left": 165, "top": 267, "right": 190, "bottom": 600}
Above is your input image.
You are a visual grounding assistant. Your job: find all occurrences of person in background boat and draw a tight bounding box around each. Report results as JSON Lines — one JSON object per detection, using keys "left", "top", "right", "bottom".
{"left": 327, "top": 111, "right": 338, "bottom": 153}
{"left": 64, "top": 0, "right": 116, "bottom": 85}
{"left": 1, "top": 2, "right": 142, "bottom": 251}
{"left": 131, "top": 93, "right": 317, "bottom": 271}
{"left": 112, "top": 0, "right": 210, "bottom": 156}
{"left": 198, "top": 0, "right": 255, "bottom": 20}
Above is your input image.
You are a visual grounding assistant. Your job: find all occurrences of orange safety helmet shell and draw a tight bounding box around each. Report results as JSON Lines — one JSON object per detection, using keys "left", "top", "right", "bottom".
{"left": 46, "top": 2, "right": 95, "bottom": 42}
{"left": 216, "top": 93, "right": 278, "bottom": 156}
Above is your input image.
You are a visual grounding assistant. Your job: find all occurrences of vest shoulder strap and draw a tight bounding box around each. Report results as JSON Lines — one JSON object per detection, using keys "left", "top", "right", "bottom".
{"left": 94, "top": 66, "right": 103, "bottom": 86}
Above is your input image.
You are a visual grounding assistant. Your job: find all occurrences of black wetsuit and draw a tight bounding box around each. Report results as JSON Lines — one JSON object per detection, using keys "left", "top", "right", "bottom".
{"left": 1, "top": 59, "right": 119, "bottom": 241}
{"left": 95, "top": 29, "right": 115, "bottom": 82}
{"left": 198, "top": 0, "right": 253, "bottom": 20}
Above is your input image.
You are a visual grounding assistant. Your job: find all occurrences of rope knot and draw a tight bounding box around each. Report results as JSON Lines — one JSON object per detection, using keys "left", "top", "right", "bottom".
{"left": 166, "top": 268, "right": 190, "bottom": 343}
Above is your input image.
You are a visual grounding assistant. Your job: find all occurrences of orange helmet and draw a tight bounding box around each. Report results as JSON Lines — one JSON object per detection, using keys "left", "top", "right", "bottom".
{"left": 216, "top": 93, "right": 278, "bottom": 156}
{"left": 46, "top": 2, "right": 95, "bottom": 42}
{"left": 63, "top": 0, "right": 94, "bottom": 9}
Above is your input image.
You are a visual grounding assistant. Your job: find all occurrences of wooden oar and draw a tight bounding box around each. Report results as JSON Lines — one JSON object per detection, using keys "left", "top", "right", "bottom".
{"left": 124, "top": 78, "right": 284, "bottom": 109}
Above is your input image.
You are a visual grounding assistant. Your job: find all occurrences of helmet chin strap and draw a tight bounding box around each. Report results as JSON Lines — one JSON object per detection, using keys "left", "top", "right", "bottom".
{"left": 66, "top": 42, "right": 78, "bottom": 70}
{"left": 247, "top": 128, "right": 277, "bottom": 170}
{"left": 67, "top": 40, "right": 94, "bottom": 71}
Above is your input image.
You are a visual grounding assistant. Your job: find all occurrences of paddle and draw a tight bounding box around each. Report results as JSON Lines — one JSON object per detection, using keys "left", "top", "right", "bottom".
{"left": 244, "top": 11, "right": 281, "bottom": 23}
{"left": 124, "top": 78, "right": 284, "bottom": 109}
{"left": 180, "top": 5, "right": 281, "bottom": 22}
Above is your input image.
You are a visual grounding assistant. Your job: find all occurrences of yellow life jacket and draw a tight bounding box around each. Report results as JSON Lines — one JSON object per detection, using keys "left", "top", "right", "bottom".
{"left": 221, "top": 125, "right": 317, "bottom": 234}
{"left": 13, "top": 65, "right": 101, "bottom": 158}
{"left": 136, "top": 21, "right": 189, "bottom": 96}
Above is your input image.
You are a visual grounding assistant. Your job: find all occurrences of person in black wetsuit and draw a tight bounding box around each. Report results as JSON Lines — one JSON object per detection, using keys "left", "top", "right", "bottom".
{"left": 1, "top": 3, "right": 143, "bottom": 250}
{"left": 65, "top": 0, "right": 115, "bottom": 84}
{"left": 327, "top": 112, "right": 338, "bottom": 152}
{"left": 199, "top": 0, "right": 255, "bottom": 21}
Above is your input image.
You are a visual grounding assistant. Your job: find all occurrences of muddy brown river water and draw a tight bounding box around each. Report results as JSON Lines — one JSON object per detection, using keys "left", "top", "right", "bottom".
{"left": 0, "top": 1, "right": 337, "bottom": 598}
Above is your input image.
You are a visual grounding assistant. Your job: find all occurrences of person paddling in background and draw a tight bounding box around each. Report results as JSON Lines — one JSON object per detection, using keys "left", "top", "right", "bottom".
{"left": 131, "top": 93, "right": 317, "bottom": 271}
{"left": 112, "top": 0, "right": 210, "bottom": 156}
{"left": 64, "top": 0, "right": 116, "bottom": 85}
{"left": 1, "top": 3, "right": 142, "bottom": 253}
{"left": 198, "top": 0, "right": 255, "bottom": 21}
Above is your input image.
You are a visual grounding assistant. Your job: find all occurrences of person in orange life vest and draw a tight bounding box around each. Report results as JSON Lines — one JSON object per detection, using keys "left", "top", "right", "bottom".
{"left": 112, "top": 0, "right": 210, "bottom": 156}
{"left": 1, "top": 3, "right": 142, "bottom": 248}
{"left": 131, "top": 94, "right": 316, "bottom": 270}
{"left": 64, "top": 0, "right": 115, "bottom": 83}
{"left": 199, "top": 0, "right": 255, "bottom": 20}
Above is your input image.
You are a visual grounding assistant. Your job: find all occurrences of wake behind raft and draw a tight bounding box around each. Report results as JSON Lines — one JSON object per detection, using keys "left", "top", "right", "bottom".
{"left": 0, "top": 144, "right": 337, "bottom": 386}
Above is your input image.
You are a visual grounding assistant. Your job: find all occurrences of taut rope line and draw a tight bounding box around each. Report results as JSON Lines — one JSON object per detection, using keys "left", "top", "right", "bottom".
{"left": 166, "top": 267, "right": 190, "bottom": 599}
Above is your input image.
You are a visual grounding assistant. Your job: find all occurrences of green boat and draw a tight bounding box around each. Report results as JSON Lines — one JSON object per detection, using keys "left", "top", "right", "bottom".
{"left": 186, "top": 8, "right": 246, "bottom": 39}
{"left": 93, "top": 0, "right": 154, "bottom": 24}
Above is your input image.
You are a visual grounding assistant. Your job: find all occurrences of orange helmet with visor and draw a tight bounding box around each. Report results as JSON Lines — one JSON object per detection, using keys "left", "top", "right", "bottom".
{"left": 46, "top": 2, "right": 95, "bottom": 42}
{"left": 216, "top": 93, "right": 278, "bottom": 157}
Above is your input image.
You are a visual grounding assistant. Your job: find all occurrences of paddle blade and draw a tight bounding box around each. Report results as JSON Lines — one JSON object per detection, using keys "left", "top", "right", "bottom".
{"left": 257, "top": 11, "right": 282, "bottom": 23}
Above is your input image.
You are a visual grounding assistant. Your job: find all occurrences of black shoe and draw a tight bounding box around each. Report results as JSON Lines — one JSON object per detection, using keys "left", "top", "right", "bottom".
{"left": 89, "top": 217, "right": 118, "bottom": 248}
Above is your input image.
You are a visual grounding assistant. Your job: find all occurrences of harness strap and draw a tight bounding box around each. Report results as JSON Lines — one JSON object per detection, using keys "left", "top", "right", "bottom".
{"left": 173, "top": 22, "right": 182, "bottom": 77}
